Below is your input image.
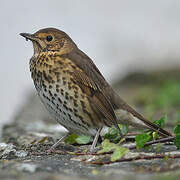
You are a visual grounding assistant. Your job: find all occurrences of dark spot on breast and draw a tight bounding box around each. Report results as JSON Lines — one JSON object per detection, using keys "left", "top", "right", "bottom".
{"left": 71, "top": 65, "right": 76, "bottom": 69}
{"left": 69, "top": 108, "right": 73, "bottom": 112}
{"left": 79, "top": 116, "right": 83, "bottom": 121}
{"left": 48, "top": 90, "right": 53, "bottom": 97}
{"left": 58, "top": 61, "right": 63, "bottom": 65}
{"left": 65, "top": 92, "right": 69, "bottom": 100}
{"left": 58, "top": 98, "right": 62, "bottom": 103}
{"left": 72, "top": 85, "right": 78, "bottom": 90}
{"left": 60, "top": 89, "right": 64, "bottom": 96}
{"left": 63, "top": 104, "right": 68, "bottom": 110}
{"left": 37, "top": 71, "right": 42, "bottom": 78}
{"left": 43, "top": 71, "right": 53, "bottom": 83}
{"left": 73, "top": 99, "right": 78, "bottom": 107}
{"left": 65, "top": 95, "right": 69, "bottom": 100}
{"left": 80, "top": 100, "right": 86, "bottom": 109}
{"left": 68, "top": 85, "right": 71, "bottom": 90}
{"left": 58, "top": 107, "right": 62, "bottom": 112}
{"left": 68, "top": 113, "right": 72, "bottom": 119}
{"left": 67, "top": 113, "right": 85, "bottom": 128}
{"left": 54, "top": 72, "right": 60, "bottom": 76}
{"left": 74, "top": 113, "right": 78, "bottom": 117}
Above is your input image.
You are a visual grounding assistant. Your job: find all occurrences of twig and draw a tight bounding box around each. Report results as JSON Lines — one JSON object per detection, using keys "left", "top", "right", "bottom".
{"left": 126, "top": 132, "right": 140, "bottom": 136}
{"left": 89, "top": 153, "right": 180, "bottom": 165}
{"left": 67, "top": 136, "right": 175, "bottom": 156}
{"left": 128, "top": 136, "right": 175, "bottom": 150}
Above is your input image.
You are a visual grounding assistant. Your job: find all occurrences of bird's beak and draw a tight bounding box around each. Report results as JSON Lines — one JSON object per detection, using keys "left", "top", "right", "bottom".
{"left": 20, "top": 33, "right": 38, "bottom": 42}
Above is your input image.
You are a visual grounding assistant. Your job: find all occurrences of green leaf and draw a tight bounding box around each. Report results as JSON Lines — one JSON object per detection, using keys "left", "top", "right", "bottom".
{"left": 119, "top": 124, "right": 129, "bottom": 135}
{"left": 135, "top": 133, "right": 151, "bottom": 150}
{"left": 153, "top": 116, "right": 166, "bottom": 128}
{"left": 174, "top": 124, "right": 180, "bottom": 135}
{"left": 98, "top": 139, "right": 116, "bottom": 154}
{"left": 163, "top": 154, "right": 169, "bottom": 161}
{"left": 118, "top": 137, "right": 125, "bottom": 145}
{"left": 64, "top": 134, "right": 78, "bottom": 144}
{"left": 104, "top": 125, "right": 129, "bottom": 143}
{"left": 75, "top": 135, "right": 91, "bottom": 145}
{"left": 174, "top": 134, "right": 180, "bottom": 149}
{"left": 152, "top": 131, "right": 158, "bottom": 140}
{"left": 173, "top": 125, "right": 180, "bottom": 149}
{"left": 111, "top": 146, "right": 129, "bottom": 162}
{"left": 104, "top": 127, "right": 119, "bottom": 140}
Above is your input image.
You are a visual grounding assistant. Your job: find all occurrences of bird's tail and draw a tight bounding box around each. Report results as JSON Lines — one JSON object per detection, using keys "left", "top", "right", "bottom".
{"left": 115, "top": 108, "right": 173, "bottom": 137}
{"left": 106, "top": 86, "right": 173, "bottom": 137}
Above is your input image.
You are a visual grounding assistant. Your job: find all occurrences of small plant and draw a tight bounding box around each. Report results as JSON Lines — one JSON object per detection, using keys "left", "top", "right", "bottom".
{"left": 68, "top": 114, "right": 180, "bottom": 164}
{"left": 174, "top": 124, "right": 180, "bottom": 149}
{"left": 65, "top": 134, "right": 91, "bottom": 145}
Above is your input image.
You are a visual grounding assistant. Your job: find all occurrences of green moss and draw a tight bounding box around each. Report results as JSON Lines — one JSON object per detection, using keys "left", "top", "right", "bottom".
{"left": 135, "top": 80, "right": 180, "bottom": 124}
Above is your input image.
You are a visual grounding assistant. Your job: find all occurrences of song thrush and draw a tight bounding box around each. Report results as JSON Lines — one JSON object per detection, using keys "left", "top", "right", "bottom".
{"left": 20, "top": 28, "right": 172, "bottom": 152}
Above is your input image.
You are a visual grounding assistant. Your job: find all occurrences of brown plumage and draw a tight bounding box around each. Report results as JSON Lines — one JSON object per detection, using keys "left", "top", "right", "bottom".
{"left": 20, "top": 28, "right": 172, "bottom": 152}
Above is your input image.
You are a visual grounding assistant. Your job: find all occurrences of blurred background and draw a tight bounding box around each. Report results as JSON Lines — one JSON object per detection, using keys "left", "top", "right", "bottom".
{"left": 1, "top": 0, "right": 180, "bottom": 129}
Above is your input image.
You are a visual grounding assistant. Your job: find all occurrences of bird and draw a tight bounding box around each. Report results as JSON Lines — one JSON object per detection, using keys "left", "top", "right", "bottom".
{"left": 20, "top": 28, "right": 172, "bottom": 152}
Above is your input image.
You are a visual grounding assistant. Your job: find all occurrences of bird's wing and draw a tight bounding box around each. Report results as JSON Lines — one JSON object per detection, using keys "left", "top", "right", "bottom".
{"left": 66, "top": 49, "right": 109, "bottom": 89}
{"left": 72, "top": 69, "right": 119, "bottom": 129}
{"left": 66, "top": 48, "right": 172, "bottom": 137}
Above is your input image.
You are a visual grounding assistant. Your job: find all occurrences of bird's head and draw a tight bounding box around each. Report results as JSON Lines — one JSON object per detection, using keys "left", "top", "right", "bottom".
{"left": 20, "top": 28, "right": 77, "bottom": 56}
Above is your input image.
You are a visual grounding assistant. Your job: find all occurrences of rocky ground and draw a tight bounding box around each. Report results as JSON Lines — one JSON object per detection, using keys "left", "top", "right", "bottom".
{"left": 1, "top": 69, "right": 180, "bottom": 180}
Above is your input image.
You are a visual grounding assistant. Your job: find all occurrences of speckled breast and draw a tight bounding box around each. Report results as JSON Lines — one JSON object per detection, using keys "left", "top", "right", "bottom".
{"left": 29, "top": 52, "right": 99, "bottom": 135}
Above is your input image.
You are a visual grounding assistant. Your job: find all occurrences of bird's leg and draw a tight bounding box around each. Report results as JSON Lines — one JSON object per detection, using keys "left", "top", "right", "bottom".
{"left": 47, "top": 132, "right": 71, "bottom": 153}
{"left": 117, "top": 125, "right": 124, "bottom": 138}
{"left": 89, "top": 127, "right": 102, "bottom": 153}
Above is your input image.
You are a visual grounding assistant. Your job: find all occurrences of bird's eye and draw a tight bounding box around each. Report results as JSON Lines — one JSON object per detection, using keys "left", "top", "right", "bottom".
{"left": 46, "top": 35, "right": 53, "bottom": 42}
